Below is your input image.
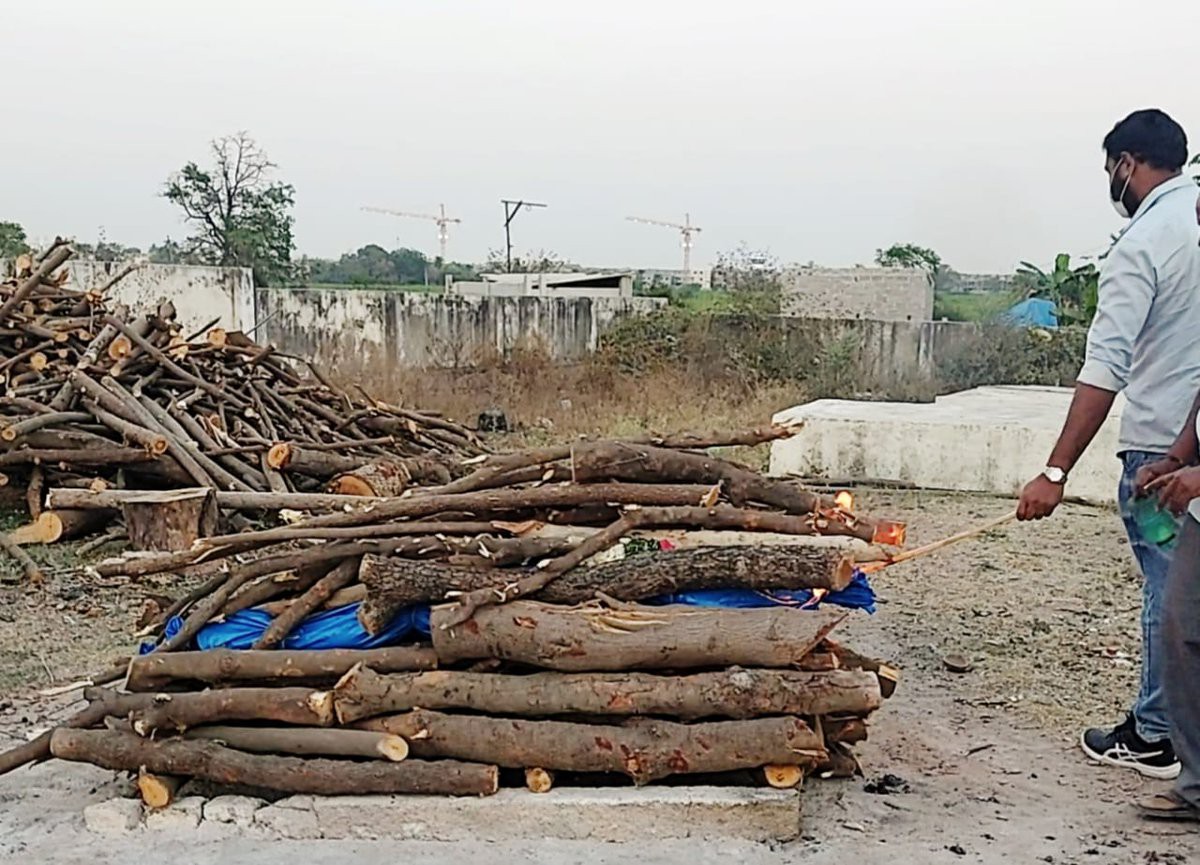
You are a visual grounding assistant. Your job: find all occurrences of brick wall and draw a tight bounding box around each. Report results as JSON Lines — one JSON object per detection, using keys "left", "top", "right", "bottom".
{"left": 781, "top": 266, "right": 933, "bottom": 321}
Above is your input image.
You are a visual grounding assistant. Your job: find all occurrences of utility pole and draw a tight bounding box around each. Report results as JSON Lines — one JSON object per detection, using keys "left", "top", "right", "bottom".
{"left": 626, "top": 212, "right": 702, "bottom": 278}
{"left": 501, "top": 199, "right": 547, "bottom": 273}
{"left": 361, "top": 204, "right": 461, "bottom": 262}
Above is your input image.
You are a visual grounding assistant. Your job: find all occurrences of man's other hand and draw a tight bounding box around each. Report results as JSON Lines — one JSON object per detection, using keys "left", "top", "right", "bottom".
{"left": 1017, "top": 474, "right": 1065, "bottom": 521}
{"left": 1148, "top": 467, "right": 1200, "bottom": 515}
{"left": 1134, "top": 458, "right": 1182, "bottom": 497}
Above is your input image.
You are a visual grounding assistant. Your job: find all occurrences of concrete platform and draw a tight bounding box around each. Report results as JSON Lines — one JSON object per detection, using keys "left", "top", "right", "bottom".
{"left": 770, "top": 385, "right": 1124, "bottom": 505}
{"left": 97, "top": 787, "right": 800, "bottom": 843}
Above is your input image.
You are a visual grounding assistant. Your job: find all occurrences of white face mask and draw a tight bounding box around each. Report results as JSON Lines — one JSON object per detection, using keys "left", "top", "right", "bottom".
{"left": 1109, "top": 160, "right": 1134, "bottom": 219}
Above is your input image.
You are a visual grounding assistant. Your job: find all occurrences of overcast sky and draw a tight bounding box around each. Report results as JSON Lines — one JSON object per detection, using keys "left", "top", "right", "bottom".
{"left": 4, "top": 0, "right": 1198, "bottom": 273}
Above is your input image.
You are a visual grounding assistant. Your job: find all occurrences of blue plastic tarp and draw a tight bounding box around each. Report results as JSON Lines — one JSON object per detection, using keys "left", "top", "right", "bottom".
{"left": 144, "top": 563, "right": 878, "bottom": 654}
{"left": 648, "top": 568, "right": 876, "bottom": 614}
{"left": 1004, "top": 297, "right": 1058, "bottom": 328}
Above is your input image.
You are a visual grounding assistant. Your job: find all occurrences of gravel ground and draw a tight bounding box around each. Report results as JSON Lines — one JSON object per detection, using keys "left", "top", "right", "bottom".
{"left": 0, "top": 490, "right": 1196, "bottom": 863}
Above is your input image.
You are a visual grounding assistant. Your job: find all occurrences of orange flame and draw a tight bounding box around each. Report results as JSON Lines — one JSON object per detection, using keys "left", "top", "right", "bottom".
{"left": 871, "top": 520, "right": 908, "bottom": 547}
{"left": 834, "top": 491, "right": 854, "bottom": 511}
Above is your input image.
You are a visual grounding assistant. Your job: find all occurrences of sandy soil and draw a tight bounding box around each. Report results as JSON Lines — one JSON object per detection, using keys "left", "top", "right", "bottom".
{"left": 0, "top": 491, "right": 1196, "bottom": 863}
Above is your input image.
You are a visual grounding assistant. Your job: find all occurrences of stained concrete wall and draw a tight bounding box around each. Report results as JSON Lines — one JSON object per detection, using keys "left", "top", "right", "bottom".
{"left": 65, "top": 261, "right": 254, "bottom": 334}
{"left": 254, "top": 287, "right": 663, "bottom": 379}
{"left": 781, "top": 266, "right": 934, "bottom": 321}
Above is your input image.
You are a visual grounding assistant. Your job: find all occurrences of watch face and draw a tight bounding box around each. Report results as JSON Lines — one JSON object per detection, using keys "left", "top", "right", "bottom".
{"left": 1045, "top": 468, "right": 1065, "bottom": 483}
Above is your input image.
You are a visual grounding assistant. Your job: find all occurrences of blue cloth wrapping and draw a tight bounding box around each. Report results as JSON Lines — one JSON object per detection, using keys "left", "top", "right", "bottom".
{"left": 148, "top": 602, "right": 432, "bottom": 653}
{"left": 142, "top": 566, "right": 876, "bottom": 653}
{"left": 647, "top": 568, "right": 876, "bottom": 614}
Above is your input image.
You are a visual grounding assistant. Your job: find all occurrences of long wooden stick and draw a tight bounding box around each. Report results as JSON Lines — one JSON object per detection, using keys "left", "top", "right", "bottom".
{"left": 860, "top": 510, "right": 1017, "bottom": 573}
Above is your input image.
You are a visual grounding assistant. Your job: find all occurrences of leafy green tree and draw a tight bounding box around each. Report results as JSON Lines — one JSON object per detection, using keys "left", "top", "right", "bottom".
{"left": 0, "top": 222, "right": 30, "bottom": 258}
{"left": 1016, "top": 253, "right": 1099, "bottom": 326}
{"left": 874, "top": 242, "right": 942, "bottom": 276}
{"left": 163, "top": 132, "right": 296, "bottom": 286}
{"left": 147, "top": 238, "right": 189, "bottom": 264}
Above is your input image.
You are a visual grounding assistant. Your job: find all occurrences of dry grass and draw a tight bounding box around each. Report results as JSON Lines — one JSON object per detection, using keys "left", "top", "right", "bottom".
{"left": 359, "top": 344, "right": 802, "bottom": 469}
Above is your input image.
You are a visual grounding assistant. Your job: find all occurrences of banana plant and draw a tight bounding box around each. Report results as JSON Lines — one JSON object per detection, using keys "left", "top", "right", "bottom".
{"left": 1016, "top": 253, "right": 1099, "bottom": 326}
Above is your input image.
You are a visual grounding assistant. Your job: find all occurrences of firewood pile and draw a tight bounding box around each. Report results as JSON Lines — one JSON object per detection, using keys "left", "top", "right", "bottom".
{"left": 0, "top": 239, "right": 912, "bottom": 809}
{"left": 0, "top": 421, "right": 907, "bottom": 804}
{"left": 0, "top": 244, "right": 481, "bottom": 576}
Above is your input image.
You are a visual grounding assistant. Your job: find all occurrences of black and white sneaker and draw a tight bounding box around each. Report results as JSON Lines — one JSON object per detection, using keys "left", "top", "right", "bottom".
{"left": 1080, "top": 715, "right": 1181, "bottom": 780}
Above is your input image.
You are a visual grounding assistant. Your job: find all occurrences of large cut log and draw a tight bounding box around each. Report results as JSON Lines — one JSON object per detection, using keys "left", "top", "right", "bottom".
{"left": 334, "top": 665, "right": 882, "bottom": 723}
{"left": 328, "top": 457, "right": 453, "bottom": 496}
{"left": 430, "top": 602, "right": 846, "bottom": 671}
{"left": 357, "top": 710, "right": 825, "bottom": 785}
{"left": 571, "top": 441, "right": 897, "bottom": 544}
{"left": 184, "top": 725, "right": 409, "bottom": 761}
{"left": 7, "top": 509, "right": 114, "bottom": 545}
{"left": 426, "top": 425, "right": 800, "bottom": 496}
{"left": 120, "top": 488, "right": 219, "bottom": 551}
{"left": 129, "top": 687, "right": 335, "bottom": 734}
{"left": 357, "top": 544, "right": 856, "bottom": 636}
{"left": 438, "top": 504, "right": 889, "bottom": 629}
{"left": 266, "top": 442, "right": 361, "bottom": 478}
{"left": 50, "top": 729, "right": 498, "bottom": 796}
{"left": 125, "top": 646, "right": 438, "bottom": 691}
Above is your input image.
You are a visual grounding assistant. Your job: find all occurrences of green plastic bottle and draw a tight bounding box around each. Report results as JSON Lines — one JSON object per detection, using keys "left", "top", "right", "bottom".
{"left": 1132, "top": 496, "right": 1178, "bottom": 546}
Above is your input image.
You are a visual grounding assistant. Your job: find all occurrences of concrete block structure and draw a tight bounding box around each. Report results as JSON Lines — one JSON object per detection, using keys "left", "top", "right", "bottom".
{"left": 447, "top": 271, "right": 634, "bottom": 298}
{"left": 770, "top": 385, "right": 1123, "bottom": 505}
{"left": 781, "top": 266, "right": 933, "bottom": 322}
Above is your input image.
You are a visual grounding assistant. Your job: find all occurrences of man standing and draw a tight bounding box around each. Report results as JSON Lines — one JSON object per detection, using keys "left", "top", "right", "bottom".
{"left": 1016, "top": 108, "right": 1200, "bottom": 779}
{"left": 1136, "top": 395, "right": 1200, "bottom": 819}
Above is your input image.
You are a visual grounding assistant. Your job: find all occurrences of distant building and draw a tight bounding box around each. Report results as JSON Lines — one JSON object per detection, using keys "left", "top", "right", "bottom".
{"left": 635, "top": 267, "right": 712, "bottom": 291}
{"left": 446, "top": 271, "right": 634, "bottom": 298}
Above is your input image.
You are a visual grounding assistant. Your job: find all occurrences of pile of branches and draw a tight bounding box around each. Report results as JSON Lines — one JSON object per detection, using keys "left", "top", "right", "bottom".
{"left": 0, "top": 429, "right": 905, "bottom": 800}
{"left": 0, "top": 244, "right": 480, "bottom": 576}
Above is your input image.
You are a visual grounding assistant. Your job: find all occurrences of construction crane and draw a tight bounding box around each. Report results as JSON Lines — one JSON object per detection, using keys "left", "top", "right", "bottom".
{"left": 626, "top": 212, "right": 702, "bottom": 277}
{"left": 361, "top": 204, "right": 461, "bottom": 262}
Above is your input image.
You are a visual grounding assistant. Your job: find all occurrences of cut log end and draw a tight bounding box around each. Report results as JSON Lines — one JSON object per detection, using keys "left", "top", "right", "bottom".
{"left": 266, "top": 442, "right": 292, "bottom": 471}
{"left": 137, "top": 770, "right": 184, "bottom": 809}
{"left": 327, "top": 475, "right": 376, "bottom": 497}
{"left": 762, "top": 764, "right": 804, "bottom": 789}
{"left": 107, "top": 335, "right": 134, "bottom": 361}
{"left": 525, "top": 767, "right": 555, "bottom": 793}
{"left": 377, "top": 735, "right": 410, "bottom": 762}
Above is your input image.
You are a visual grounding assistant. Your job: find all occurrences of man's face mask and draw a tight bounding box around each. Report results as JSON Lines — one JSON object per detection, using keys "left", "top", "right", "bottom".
{"left": 1108, "top": 157, "right": 1135, "bottom": 219}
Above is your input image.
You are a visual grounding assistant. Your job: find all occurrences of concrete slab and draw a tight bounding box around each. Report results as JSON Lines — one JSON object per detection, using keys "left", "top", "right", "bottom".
{"left": 302, "top": 787, "right": 800, "bottom": 842}
{"left": 770, "top": 385, "right": 1124, "bottom": 505}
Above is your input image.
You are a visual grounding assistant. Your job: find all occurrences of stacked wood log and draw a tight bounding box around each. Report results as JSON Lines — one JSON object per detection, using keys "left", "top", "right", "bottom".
{"left": 0, "top": 429, "right": 904, "bottom": 802}
{"left": 3, "top": 609, "right": 892, "bottom": 799}
{"left": 0, "top": 244, "right": 482, "bottom": 565}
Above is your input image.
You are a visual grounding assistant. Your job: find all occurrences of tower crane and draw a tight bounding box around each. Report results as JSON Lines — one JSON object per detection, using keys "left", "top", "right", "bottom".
{"left": 361, "top": 204, "right": 461, "bottom": 262}
{"left": 626, "top": 212, "right": 702, "bottom": 276}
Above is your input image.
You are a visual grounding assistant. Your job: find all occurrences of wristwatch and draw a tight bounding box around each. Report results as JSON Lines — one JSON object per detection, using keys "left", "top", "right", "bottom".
{"left": 1042, "top": 466, "right": 1068, "bottom": 485}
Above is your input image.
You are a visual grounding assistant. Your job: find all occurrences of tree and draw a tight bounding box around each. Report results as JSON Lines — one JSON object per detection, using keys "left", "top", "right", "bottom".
{"left": 1016, "top": 253, "right": 1099, "bottom": 326}
{"left": 163, "top": 132, "right": 296, "bottom": 286}
{"left": 874, "top": 243, "right": 942, "bottom": 277}
{"left": 148, "top": 238, "right": 190, "bottom": 265}
{"left": 484, "top": 249, "right": 578, "bottom": 274}
{"left": 0, "top": 222, "right": 30, "bottom": 259}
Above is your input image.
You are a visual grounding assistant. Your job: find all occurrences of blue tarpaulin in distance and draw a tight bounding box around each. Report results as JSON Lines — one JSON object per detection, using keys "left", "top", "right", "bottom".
{"left": 1004, "top": 297, "right": 1058, "bottom": 328}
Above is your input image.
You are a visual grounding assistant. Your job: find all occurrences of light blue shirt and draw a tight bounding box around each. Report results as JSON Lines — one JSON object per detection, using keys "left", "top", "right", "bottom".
{"left": 1077, "top": 174, "right": 1200, "bottom": 455}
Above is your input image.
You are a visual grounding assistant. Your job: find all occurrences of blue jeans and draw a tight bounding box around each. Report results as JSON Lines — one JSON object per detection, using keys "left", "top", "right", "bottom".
{"left": 1118, "top": 451, "right": 1182, "bottom": 743}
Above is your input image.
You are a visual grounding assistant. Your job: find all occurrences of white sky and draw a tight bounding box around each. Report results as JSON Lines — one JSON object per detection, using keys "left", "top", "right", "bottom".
{"left": 3, "top": 0, "right": 1198, "bottom": 272}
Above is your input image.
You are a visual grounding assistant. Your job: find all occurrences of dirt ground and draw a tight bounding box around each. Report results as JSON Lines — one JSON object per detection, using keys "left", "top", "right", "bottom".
{"left": 0, "top": 490, "right": 1197, "bottom": 863}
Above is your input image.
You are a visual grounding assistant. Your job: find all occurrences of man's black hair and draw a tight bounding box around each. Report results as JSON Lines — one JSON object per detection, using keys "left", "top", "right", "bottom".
{"left": 1103, "top": 109, "right": 1188, "bottom": 171}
